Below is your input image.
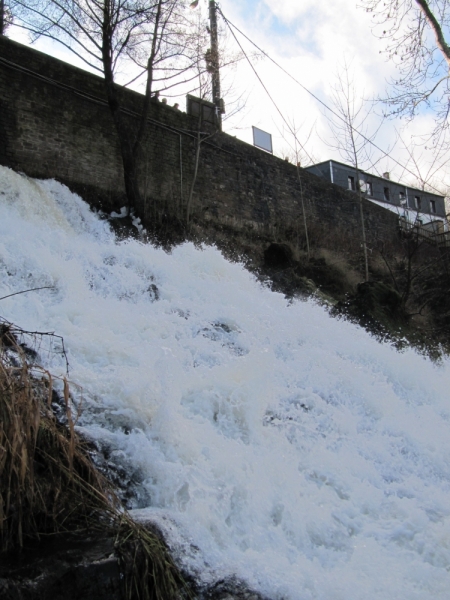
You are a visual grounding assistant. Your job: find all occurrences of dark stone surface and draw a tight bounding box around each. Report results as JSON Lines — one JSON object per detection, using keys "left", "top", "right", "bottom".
{"left": 354, "top": 280, "right": 403, "bottom": 317}
{"left": 200, "top": 577, "right": 272, "bottom": 600}
{"left": 264, "top": 242, "right": 293, "bottom": 268}
{"left": 0, "top": 530, "right": 276, "bottom": 600}
{"left": 0, "top": 535, "right": 122, "bottom": 600}
{"left": 331, "top": 280, "right": 409, "bottom": 345}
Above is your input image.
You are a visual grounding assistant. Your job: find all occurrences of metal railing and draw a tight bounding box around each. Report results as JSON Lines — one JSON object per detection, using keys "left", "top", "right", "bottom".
{"left": 399, "top": 219, "right": 450, "bottom": 247}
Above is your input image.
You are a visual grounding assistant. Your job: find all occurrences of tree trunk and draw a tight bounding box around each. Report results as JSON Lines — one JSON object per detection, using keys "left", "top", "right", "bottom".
{"left": 105, "top": 87, "right": 142, "bottom": 213}
{"left": 102, "top": 25, "right": 141, "bottom": 213}
{"left": 355, "top": 166, "right": 369, "bottom": 282}
{"left": 415, "top": 0, "right": 450, "bottom": 68}
{"left": 295, "top": 166, "right": 310, "bottom": 259}
{"left": 0, "top": 0, "right": 5, "bottom": 36}
{"left": 186, "top": 129, "right": 202, "bottom": 225}
{"left": 131, "top": 0, "right": 163, "bottom": 171}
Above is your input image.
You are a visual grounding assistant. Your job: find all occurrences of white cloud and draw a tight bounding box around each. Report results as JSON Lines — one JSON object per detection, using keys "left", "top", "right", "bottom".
{"left": 216, "top": 0, "right": 449, "bottom": 191}
{"left": 7, "top": 0, "right": 449, "bottom": 192}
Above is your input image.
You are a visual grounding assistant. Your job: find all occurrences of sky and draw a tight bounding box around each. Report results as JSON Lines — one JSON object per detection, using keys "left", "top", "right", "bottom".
{"left": 6, "top": 0, "right": 450, "bottom": 195}
{"left": 214, "top": 0, "right": 449, "bottom": 193}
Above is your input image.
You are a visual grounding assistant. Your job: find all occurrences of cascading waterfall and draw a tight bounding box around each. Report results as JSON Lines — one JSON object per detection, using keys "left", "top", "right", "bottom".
{"left": 1, "top": 165, "right": 450, "bottom": 600}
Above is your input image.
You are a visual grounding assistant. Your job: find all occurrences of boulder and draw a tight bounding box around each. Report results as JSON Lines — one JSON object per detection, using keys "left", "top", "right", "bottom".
{"left": 263, "top": 243, "right": 293, "bottom": 268}
{"left": 0, "top": 535, "right": 122, "bottom": 600}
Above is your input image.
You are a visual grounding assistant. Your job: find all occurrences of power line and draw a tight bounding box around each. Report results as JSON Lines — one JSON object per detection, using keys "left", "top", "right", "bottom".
{"left": 218, "top": 7, "right": 447, "bottom": 198}
{"left": 219, "top": 9, "right": 317, "bottom": 168}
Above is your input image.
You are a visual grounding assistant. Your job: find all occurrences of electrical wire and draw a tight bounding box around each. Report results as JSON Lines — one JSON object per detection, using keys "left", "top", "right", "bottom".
{"left": 219, "top": 9, "right": 317, "bottom": 168}
{"left": 218, "top": 7, "right": 447, "bottom": 198}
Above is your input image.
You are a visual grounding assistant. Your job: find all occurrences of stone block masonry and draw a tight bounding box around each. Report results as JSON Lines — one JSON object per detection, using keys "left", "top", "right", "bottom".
{"left": 0, "top": 36, "right": 399, "bottom": 244}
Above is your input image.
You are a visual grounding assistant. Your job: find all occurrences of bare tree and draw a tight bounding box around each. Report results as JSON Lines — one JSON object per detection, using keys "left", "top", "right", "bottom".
{"left": 395, "top": 130, "right": 450, "bottom": 197}
{"left": 11, "top": 0, "right": 194, "bottom": 211}
{"left": 278, "top": 119, "right": 318, "bottom": 259}
{"left": 0, "top": 0, "right": 13, "bottom": 34}
{"left": 361, "top": 0, "right": 450, "bottom": 137}
{"left": 278, "top": 119, "right": 317, "bottom": 168}
{"left": 325, "top": 63, "right": 384, "bottom": 282}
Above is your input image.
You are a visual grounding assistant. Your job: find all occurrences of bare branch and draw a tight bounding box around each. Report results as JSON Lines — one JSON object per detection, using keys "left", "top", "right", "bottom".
{"left": 0, "top": 286, "right": 55, "bottom": 301}
{"left": 361, "top": 0, "right": 450, "bottom": 137}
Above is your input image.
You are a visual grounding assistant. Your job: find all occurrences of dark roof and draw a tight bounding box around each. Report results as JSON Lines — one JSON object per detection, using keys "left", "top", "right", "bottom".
{"left": 305, "top": 159, "right": 445, "bottom": 200}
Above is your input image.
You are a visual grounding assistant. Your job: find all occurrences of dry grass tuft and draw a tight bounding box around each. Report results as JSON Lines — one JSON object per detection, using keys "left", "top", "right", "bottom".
{"left": 0, "top": 322, "right": 111, "bottom": 551}
{"left": 116, "top": 515, "right": 187, "bottom": 600}
{"left": 0, "top": 321, "right": 189, "bottom": 599}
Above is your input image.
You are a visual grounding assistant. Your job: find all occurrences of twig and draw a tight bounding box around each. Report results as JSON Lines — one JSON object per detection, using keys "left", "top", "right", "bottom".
{"left": 0, "top": 286, "right": 55, "bottom": 301}
{"left": 0, "top": 316, "right": 70, "bottom": 375}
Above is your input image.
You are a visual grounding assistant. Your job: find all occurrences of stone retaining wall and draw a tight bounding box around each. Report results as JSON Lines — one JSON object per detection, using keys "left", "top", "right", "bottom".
{"left": 0, "top": 36, "right": 399, "bottom": 243}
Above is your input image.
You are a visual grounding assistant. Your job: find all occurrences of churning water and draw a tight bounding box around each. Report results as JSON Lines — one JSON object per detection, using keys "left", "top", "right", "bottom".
{"left": 1, "top": 165, "right": 450, "bottom": 599}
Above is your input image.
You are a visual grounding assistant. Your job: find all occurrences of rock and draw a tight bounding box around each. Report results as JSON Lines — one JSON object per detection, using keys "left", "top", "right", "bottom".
{"left": 332, "top": 280, "right": 408, "bottom": 344}
{"left": 354, "top": 281, "right": 402, "bottom": 317}
{"left": 0, "top": 534, "right": 122, "bottom": 600}
{"left": 263, "top": 243, "right": 293, "bottom": 268}
{"left": 201, "top": 577, "right": 272, "bottom": 600}
{"left": 147, "top": 283, "right": 159, "bottom": 301}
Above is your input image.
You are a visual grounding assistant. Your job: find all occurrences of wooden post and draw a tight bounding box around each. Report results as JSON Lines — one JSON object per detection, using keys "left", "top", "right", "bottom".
{"left": 209, "top": 0, "right": 222, "bottom": 130}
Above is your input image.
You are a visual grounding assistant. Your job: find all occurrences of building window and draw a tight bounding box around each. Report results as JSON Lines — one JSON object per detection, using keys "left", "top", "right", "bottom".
{"left": 415, "top": 196, "right": 421, "bottom": 210}
{"left": 399, "top": 191, "right": 406, "bottom": 205}
{"left": 384, "top": 187, "right": 390, "bottom": 201}
{"left": 430, "top": 199, "right": 436, "bottom": 213}
{"left": 366, "top": 182, "right": 373, "bottom": 196}
{"left": 348, "top": 176, "right": 355, "bottom": 191}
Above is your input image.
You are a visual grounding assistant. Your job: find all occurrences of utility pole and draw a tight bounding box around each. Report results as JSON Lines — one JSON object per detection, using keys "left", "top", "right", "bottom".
{"left": 0, "top": 0, "right": 5, "bottom": 36}
{"left": 208, "top": 0, "right": 224, "bottom": 130}
{"left": 191, "top": 0, "right": 224, "bottom": 129}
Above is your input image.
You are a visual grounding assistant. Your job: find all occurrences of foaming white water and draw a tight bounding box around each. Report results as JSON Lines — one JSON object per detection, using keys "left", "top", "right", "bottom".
{"left": 1, "top": 165, "right": 450, "bottom": 599}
